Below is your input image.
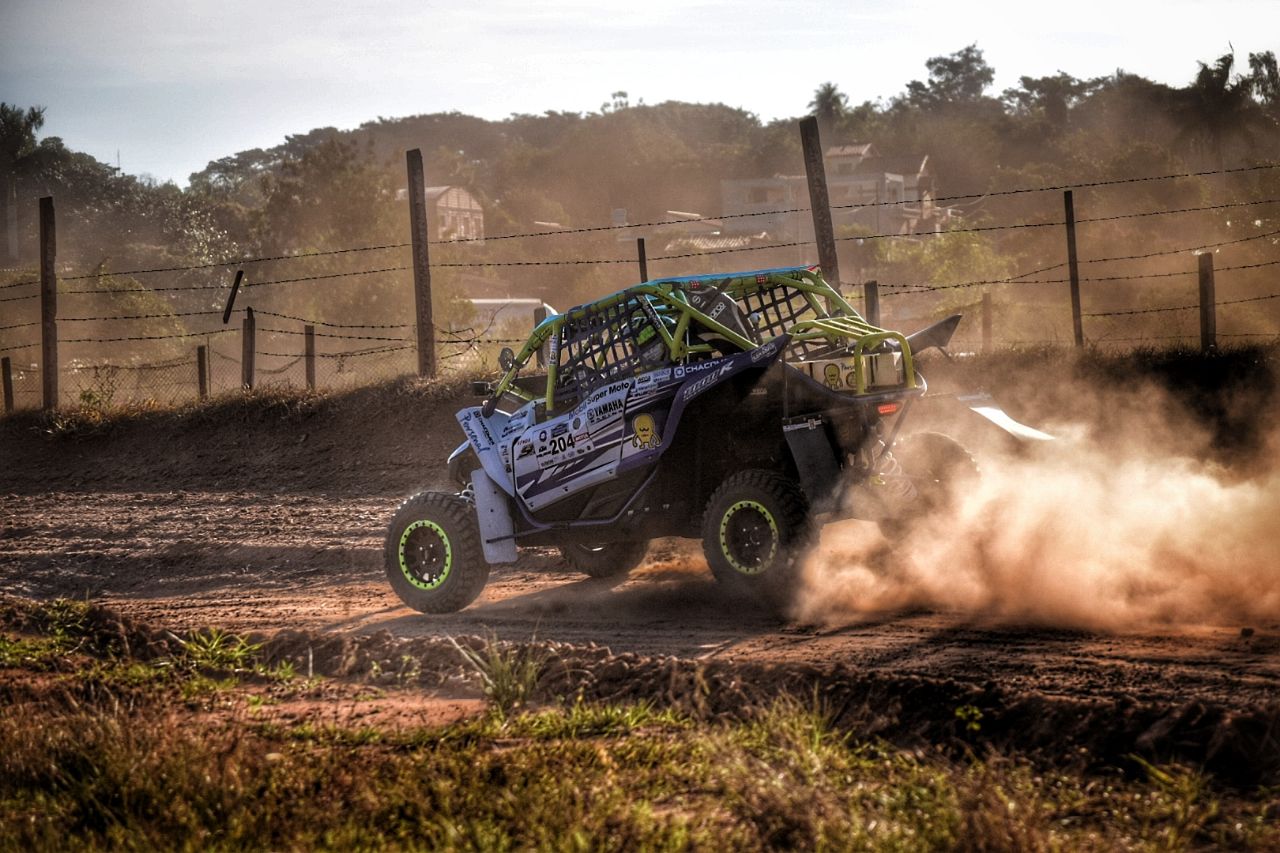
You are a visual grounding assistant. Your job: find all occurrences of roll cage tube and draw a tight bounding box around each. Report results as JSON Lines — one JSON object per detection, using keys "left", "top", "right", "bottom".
{"left": 482, "top": 267, "right": 917, "bottom": 415}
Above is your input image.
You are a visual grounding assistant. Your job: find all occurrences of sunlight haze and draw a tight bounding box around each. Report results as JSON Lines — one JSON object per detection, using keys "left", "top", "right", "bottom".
{"left": 1, "top": 0, "right": 1277, "bottom": 184}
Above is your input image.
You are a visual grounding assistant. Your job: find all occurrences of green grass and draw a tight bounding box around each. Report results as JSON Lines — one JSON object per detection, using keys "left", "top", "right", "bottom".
{"left": 3, "top": 597, "right": 1278, "bottom": 850}
{"left": 2, "top": 689, "right": 1276, "bottom": 851}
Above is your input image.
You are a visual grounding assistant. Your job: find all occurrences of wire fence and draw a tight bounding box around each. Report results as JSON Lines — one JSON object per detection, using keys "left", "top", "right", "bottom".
{"left": 3, "top": 159, "right": 1279, "bottom": 412}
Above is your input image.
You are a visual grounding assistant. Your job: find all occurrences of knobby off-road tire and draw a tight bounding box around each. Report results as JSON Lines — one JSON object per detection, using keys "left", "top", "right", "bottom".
{"left": 701, "top": 469, "right": 811, "bottom": 607}
{"left": 878, "top": 431, "right": 978, "bottom": 537}
{"left": 384, "top": 491, "right": 489, "bottom": 614}
{"left": 559, "top": 540, "right": 650, "bottom": 578}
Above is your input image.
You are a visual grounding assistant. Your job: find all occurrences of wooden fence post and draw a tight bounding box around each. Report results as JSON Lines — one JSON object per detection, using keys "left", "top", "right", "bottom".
{"left": 862, "top": 280, "right": 880, "bottom": 326}
{"left": 241, "top": 307, "right": 255, "bottom": 389}
{"left": 1198, "top": 253, "right": 1216, "bottom": 353}
{"left": 533, "top": 306, "right": 548, "bottom": 368}
{"left": 636, "top": 237, "right": 649, "bottom": 283}
{"left": 196, "top": 345, "right": 208, "bottom": 400}
{"left": 799, "top": 117, "right": 841, "bottom": 299}
{"left": 2, "top": 356, "right": 13, "bottom": 414}
{"left": 405, "top": 148, "right": 436, "bottom": 378}
{"left": 982, "top": 291, "right": 993, "bottom": 353}
{"left": 1063, "top": 190, "right": 1083, "bottom": 348}
{"left": 304, "top": 324, "right": 316, "bottom": 390}
{"left": 39, "top": 196, "right": 57, "bottom": 410}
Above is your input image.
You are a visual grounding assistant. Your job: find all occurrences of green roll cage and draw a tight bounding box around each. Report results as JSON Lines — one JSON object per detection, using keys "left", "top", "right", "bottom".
{"left": 489, "top": 267, "right": 918, "bottom": 413}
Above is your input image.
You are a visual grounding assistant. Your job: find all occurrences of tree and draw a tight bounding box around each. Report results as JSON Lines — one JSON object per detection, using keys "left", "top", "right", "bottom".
{"left": 808, "top": 83, "right": 848, "bottom": 138}
{"left": 1002, "top": 73, "right": 1100, "bottom": 126}
{"left": 1176, "top": 52, "right": 1266, "bottom": 169}
{"left": 0, "top": 104, "right": 46, "bottom": 263}
{"left": 903, "top": 44, "right": 995, "bottom": 108}
{"left": 1248, "top": 51, "right": 1280, "bottom": 119}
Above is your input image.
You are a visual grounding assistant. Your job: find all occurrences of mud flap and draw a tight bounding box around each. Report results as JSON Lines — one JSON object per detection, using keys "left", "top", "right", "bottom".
{"left": 471, "top": 468, "right": 518, "bottom": 564}
{"left": 783, "top": 416, "right": 842, "bottom": 513}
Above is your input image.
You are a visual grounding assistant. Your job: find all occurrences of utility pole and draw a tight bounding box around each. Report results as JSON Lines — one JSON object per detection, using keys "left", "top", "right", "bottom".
{"left": 405, "top": 148, "right": 436, "bottom": 378}
{"left": 799, "top": 117, "right": 840, "bottom": 298}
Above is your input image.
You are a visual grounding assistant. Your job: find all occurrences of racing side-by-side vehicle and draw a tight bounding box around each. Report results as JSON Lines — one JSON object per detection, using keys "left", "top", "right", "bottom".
{"left": 385, "top": 265, "right": 1021, "bottom": 613}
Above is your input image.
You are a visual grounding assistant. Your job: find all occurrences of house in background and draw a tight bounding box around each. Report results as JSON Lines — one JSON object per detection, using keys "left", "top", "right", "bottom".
{"left": 720, "top": 144, "right": 947, "bottom": 243}
{"left": 395, "top": 184, "right": 485, "bottom": 241}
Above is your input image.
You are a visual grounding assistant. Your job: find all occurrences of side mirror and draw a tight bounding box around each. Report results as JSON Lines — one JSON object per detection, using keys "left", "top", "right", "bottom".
{"left": 470, "top": 380, "right": 494, "bottom": 398}
{"left": 498, "top": 346, "right": 515, "bottom": 371}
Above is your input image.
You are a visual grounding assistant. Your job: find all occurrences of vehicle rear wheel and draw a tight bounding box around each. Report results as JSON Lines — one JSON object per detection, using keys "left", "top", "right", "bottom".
{"left": 558, "top": 540, "right": 649, "bottom": 578}
{"left": 701, "top": 469, "right": 811, "bottom": 605}
{"left": 878, "top": 432, "right": 978, "bottom": 537}
{"left": 384, "top": 491, "right": 489, "bottom": 613}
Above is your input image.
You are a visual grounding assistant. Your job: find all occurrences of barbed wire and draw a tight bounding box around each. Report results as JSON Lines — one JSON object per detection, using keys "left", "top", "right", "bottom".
{"left": 255, "top": 309, "right": 410, "bottom": 329}
{"left": 255, "top": 344, "right": 414, "bottom": 359}
{"left": 258, "top": 326, "right": 413, "bottom": 343}
{"left": 61, "top": 309, "right": 224, "bottom": 322}
{"left": 880, "top": 255, "right": 1280, "bottom": 295}
{"left": 1084, "top": 284, "right": 1280, "bottom": 317}
{"left": 0, "top": 277, "right": 38, "bottom": 291}
{"left": 431, "top": 161, "right": 1280, "bottom": 246}
{"left": 42, "top": 163, "right": 1280, "bottom": 284}
{"left": 58, "top": 242, "right": 411, "bottom": 282}
{"left": 60, "top": 328, "right": 237, "bottom": 344}
{"left": 0, "top": 320, "right": 39, "bottom": 331}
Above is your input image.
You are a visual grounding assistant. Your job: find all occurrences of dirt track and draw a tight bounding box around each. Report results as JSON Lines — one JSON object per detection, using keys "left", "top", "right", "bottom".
{"left": 3, "top": 364, "right": 1279, "bottom": 717}
{"left": 4, "top": 486, "right": 1278, "bottom": 711}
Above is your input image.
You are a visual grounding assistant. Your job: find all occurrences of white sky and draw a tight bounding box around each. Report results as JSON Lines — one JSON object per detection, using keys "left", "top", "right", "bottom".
{"left": 2, "top": 0, "right": 1277, "bottom": 185}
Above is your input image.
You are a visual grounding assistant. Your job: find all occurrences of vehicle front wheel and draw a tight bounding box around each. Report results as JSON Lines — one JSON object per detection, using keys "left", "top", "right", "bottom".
{"left": 558, "top": 540, "right": 649, "bottom": 578}
{"left": 701, "top": 469, "right": 811, "bottom": 605}
{"left": 384, "top": 491, "right": 489, "bottom": 613}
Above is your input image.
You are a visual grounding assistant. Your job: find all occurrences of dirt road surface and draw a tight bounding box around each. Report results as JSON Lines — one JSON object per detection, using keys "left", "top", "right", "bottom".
{"left": 4, "top": 486, "right": 1277, "bottom": 711}
{"left": 4, "top": 370, "right": 1279, "bottom": 720}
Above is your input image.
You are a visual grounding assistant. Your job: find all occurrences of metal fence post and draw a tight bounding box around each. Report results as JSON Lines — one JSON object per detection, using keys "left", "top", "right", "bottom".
{"left": 241, "top": 307, "right": 255, "bottom": 389}
{"left": 39, "top": 196, "right": 57, "bottom": 410}
{"left": 863, "top": 280, "right": 880, "bottom": 326}
{"left": 196, "top": 345, "right": 208, "bottom": 400}
{"left": 636, "top": 237, "right": 649, "bottom": 283}
{"left": 2, "top": 356, "right": 13, "bottom": 414}
{"left": 1063, "top": 190, "right": 1083, "bottom": 347}
{"left": 304, "top": 324, "right": 316, "bottom": 390}
{"left": 1199, "top": 253, "right": 1216, "bottom": 353}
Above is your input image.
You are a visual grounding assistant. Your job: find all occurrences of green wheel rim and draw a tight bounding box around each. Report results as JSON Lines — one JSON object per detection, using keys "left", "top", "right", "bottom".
{"left": 398, "top": 519, "right": 453, "bottom": 590}
{"left": 719, "top": 499, "right": 779, "bottom": 576}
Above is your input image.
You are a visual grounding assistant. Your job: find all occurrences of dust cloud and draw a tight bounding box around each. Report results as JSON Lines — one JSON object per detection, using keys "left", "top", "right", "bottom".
{"left": 794, "top": 383, "right": 1280, "bottom": 631}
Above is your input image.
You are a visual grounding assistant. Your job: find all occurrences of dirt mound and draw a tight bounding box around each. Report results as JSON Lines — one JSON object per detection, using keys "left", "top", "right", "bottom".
{"left": 0, "top": 375, "right": 477, "bottom": 495}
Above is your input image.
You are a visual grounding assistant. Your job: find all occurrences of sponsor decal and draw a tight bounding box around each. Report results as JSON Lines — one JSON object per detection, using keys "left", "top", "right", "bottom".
{"left": 630, "top": 413, "right": 661, "bottom": 450}
{"left": 517, "top": 442, "right": 533, "bottom": 459}
{"left": 587, "top": 397, "right": 625, "bottom": 424}
{"left": 823, "top": 363, "right": 842, "bottom": 389}
{"left": 681, "top": 373, "right": 719, "bottom": 402}
{"left": 572, "top": 417, "right": 582, "bottom": 431}
{"left": 750, "top": 340, "right": 780, "bottom": 363}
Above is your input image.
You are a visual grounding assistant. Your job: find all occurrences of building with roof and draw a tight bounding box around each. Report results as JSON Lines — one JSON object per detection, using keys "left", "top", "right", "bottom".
{"left": 720, "top": 144, "right": 946, "bottom": 243}
{"left": 395, "top": 184, "right": 485, "bottom": 241}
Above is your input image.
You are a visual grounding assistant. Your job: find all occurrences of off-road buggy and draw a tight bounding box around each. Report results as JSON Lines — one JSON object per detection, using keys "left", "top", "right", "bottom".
{"left": 385, "top": 265, "right": 1005, "bottom": 613}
